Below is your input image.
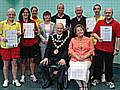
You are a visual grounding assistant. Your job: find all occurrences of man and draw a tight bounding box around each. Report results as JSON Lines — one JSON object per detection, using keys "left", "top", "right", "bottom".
{"left": 31, "top": 6, "right": 42, "bottom": 28}
{"left": 39, "top": 23, "right": 70, "bottom": 90}
{"left": 70, "top": 5, "right": 88, "bottom": 37}
{"left": 91, "top": 8, "right": 120, "bottom": 89}
{"left": 90, "top": 4, "right": 105, "bottom": 82}
{"left": 51, "top": 3, "right": 70, "bottom": 28}
{"left": 0, "top": 8, "right": 21, "bottom": 87}
{"left": 93, "top": 4, "right": 104, "bottom": 22}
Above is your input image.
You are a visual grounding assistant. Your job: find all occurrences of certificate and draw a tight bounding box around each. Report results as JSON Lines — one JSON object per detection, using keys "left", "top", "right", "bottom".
{"left": 86, "top": 17, "right": 96, "bottom": 32}
{"left": 23, "top": 23, "right": 34, "bottom": 38}
{"left": 56, "top": 19, "right": 66, "bottom": 28}
{"left": 5, "top": 30, "right": 17, "bottom": 47}
{"left": 100, "top": 26, "right": 112, "bottom": 41}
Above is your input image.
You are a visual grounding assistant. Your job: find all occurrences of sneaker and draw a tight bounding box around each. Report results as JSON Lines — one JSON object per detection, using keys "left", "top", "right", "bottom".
{"left": 101, "top": 74, "right": 106, "bottom": 82}
{"left": 106, "top": 82, "right": 115, "bottom": 89}
{"left": 12, "top": 80, "right": 21, "bottom": 87}
{"left": 20, "top": 75, "right": 25, "bottom": 83}
{"left": 91, "top": 79, "right": 99, "bottom": 86}
{"left": 2, "top": 80, "right": 9, "bottom": 88}
{"left": 30, "top": 74, "right": 38, "bottom": 82}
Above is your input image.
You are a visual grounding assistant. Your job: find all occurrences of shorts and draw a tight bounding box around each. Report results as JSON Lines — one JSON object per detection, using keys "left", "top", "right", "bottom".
{"left": 20, "top": 43, "right": 41, "bottom": 59}
{"left": 0, "top": 47, "right": 20, "bottom": 60}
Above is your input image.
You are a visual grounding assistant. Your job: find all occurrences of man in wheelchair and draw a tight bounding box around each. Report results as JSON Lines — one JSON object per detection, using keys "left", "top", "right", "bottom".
{"left": 39, "top": 23, "right": 70, "bottom": 90}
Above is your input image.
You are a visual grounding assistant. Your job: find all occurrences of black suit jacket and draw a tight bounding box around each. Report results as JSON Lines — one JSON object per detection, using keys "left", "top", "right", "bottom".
{"left": 51, "top": 13, "right": 70, "bottom": 27}
{"left": 44, "top": 32, "right": 70, "bottom": 65}
{"left": 70, "top": 16, "right": 87, "bottom": 37}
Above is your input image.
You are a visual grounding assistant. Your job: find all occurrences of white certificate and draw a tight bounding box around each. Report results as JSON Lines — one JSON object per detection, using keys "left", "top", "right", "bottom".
{"left": 56, "top": 19, "right": 66, "bottom": 28}
{"left": 23, "top": 23, "right": 34, "bottom": 38}
{"left": 5, "top": 30, "right": 17, "bottom": 47}
{"left": 100, "top": 26, "right": 112, "bottom": 41}
{"left": 86, "top": 17, "right": 96, "bottom": 32}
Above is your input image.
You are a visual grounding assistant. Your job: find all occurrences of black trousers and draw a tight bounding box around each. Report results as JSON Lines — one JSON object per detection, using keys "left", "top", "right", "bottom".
{"left": 93, "top": 49, "right": 114, "bottom": 82}
{"left": 39, "top": 62, "right": 68, "bottom": 84}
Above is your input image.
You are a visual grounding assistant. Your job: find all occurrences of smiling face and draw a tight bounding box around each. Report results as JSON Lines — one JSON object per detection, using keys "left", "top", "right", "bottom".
{"left": 56, "top": 23, "right": 64, "bottom": 35}
{"left": 22, "top": 9, "right": 29, "bottom": 19}
{"left": 7, "top": 11, "right": 16, "bottom": 21}
{"left": 93, "top": 5, "right": 101, "bottom": 15}
{"left": 76, "top": 26, "right": 84, "bottom": 37}
{"left": 57, "top": 4, "right": 64, "bottom": 14}
{"left": 75, "top": 7, "right": 83, "bottom": 17}
{"left": 31, "top": 7, "right": 38, "bottom": 17}
{"left": 104, "top": 8, "right": 113, "bottom": 20}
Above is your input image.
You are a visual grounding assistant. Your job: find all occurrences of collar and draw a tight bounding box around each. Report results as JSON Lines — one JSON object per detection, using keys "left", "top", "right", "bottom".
{"left": 57, "top": 13, "right": 64, "bottom": 18}
{"left": 104, "top": 18, "right": 113, "bottom": 24}
{"left": 77, "top": 16, "right": 82, "bottom": 21}
{"left": 5, "top": 20, "right": 16, "bottom": 25}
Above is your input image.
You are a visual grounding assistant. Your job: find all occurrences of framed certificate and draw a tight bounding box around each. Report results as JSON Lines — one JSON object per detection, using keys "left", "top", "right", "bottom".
{"left": 23, "top": 23, "right": 34, "bottom": 38}
{"left": 86, "top": 17, "right": 96, "bottom": 32}
{"left": 5, "top": 30, "right": 17, "bottom": 47}
{"left": 100, "top": 26, "right": 112, "bottom": 41}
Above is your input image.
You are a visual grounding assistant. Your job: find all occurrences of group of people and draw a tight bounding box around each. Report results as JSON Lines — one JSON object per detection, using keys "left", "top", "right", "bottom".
{"left": 0, "top": 3, "right": 120, "bottom": 90}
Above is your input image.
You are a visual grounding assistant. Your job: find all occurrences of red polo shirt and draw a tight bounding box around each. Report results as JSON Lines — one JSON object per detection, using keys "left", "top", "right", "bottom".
{"left": 93, "top": 19, "right": 120, "bottom": 52}
{"left": 19, "top": 20, "right": 39, "bottom": 46}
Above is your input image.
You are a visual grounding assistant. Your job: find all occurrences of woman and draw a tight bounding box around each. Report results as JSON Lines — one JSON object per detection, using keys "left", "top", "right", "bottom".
{"left": 68, "top": 24, "right": 94, "bottom": 90}
{"left": 39, "top": 11, "right": 55, "bottom": 59}
{"left": 18, "top": 8, "right": 40, "bottom": 83}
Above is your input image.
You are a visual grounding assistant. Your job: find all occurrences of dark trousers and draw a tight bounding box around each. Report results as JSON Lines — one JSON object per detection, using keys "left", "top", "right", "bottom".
{"left": 39, "top": 63, "right": 68, "bottom": 84}
{"left": 93, "top": 49, "right": 114, "bottom": 82}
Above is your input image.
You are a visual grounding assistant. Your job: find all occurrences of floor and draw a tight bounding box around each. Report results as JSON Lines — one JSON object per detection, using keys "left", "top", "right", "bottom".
{"left": 0, "top": 60, "right": 120, "bottom": 90}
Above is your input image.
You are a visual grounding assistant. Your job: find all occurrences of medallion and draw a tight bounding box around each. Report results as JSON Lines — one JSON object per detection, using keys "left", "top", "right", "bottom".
{"left": 54, "top": 49, "right": 59, "bottom": 54}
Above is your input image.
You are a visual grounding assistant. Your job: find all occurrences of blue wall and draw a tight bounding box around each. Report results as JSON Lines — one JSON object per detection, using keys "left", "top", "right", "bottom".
{"left": 0, "top": 0, "right": 120, "bottom": 64}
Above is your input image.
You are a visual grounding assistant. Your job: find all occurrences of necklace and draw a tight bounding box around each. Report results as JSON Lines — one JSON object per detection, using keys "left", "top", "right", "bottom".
{"left": 79, "top": 42, "right": 82, "bottom": 50}
{"left": 51, "top": 34, "right": 69, "bottom": 54}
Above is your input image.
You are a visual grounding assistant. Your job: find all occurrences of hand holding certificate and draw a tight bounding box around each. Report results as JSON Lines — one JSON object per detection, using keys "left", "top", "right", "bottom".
{"left": 23, "top": 23, "right": 35, "bottom": 38}
{"left": 86, "top": 17, "right": 96, "bottom": 32}
{"left": 100, "top": 26, "right": 112, "bottom": 41}
{"left": 5, "top": 30, "right": 17, "bottom": 47}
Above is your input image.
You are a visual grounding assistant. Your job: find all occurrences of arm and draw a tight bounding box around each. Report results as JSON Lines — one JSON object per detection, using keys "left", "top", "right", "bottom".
{"left": 68, "top": 38, "right": 81, "bottom": 60}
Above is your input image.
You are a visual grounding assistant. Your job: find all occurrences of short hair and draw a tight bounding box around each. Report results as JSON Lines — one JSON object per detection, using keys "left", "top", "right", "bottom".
{"left": 104, "top": 8, "right": 113, "bottom": 14}
{"left": 57, "top": 3, "right": 64, "bottom": 9}
{"left": 43, "top": 11, "right": 51, "bottom": 21}
{"left": 75, "top": 5, "right": 83, "bottom": 11}
{"left": 31, "top": 6, "right": 38, "bottom": 12}
{"left": 74, "top": 24, "right": 85, "bottom": 36}
{"left": 93, "top": 4, "right": 101, "bottom": 10}
{"left": 7, "top": 8, "right": 16, "bottom": 14}
{"left": 18, "top": 7, "right": 31, "bottom": 21}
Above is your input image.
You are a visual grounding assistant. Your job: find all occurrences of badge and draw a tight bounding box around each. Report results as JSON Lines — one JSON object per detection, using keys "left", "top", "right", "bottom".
{"left": 54, "top": 49, "right": 59, "bottom": 54}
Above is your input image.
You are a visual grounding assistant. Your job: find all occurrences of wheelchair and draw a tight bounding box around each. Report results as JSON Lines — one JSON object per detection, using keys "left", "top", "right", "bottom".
{"left": 48, "top": 64, "right": 68, "bottom": 90}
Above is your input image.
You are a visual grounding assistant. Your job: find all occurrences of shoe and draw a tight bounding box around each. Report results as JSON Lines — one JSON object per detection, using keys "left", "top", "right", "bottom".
{"left": 91, "top": 79, "right": 99, "bottom": 86}
{"left": 30, "top": 74, "right": 38, "bottom": 83}
{"left": 42, "top": 80, "right": 53, "bottom": 89}
{"left": 106, "top": 82, "right": 115, "bottom": 89}
{"left": 101, "top": 74, "right": 106, "bottom": 82}
{"left": 20, "top": 75, "right": 25, "bottom": 83}
{"left": 12, "top": 80, "right": 21, "bottom": 87}
{"left": 2, "top": 80, "right": 9, "bottom": 88}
